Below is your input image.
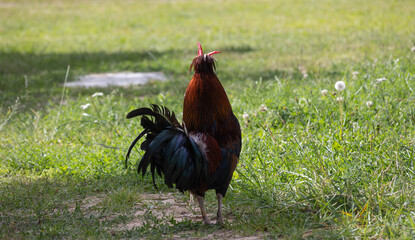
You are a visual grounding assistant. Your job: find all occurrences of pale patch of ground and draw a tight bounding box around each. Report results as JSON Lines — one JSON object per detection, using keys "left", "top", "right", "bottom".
{"left": 68, "top": 192, "right": 263, "bottom": 239}
{"left": 65, "top": 72, "right": 167, "bottom": 88}
{"left": 117, "top": 192, "right": 205, "bottom": 230}
{"left": 67, "top": 194, "right": 104, "bottom": 211}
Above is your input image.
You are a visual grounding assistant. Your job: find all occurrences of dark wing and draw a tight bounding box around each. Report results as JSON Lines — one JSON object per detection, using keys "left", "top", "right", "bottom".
{"left": 208, "top": 113, "right": 241, "bottom": 196}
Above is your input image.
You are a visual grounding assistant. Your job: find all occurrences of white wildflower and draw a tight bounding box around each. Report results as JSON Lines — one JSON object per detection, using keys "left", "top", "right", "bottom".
{"left": 259, "top": 104, "right": 268, "bottom": 112}
{"left": 352, "top": 122, "right": 359, "bottom": 130}
{"left": 299, "top": 98, "right": 308, "bottom": 105}
{"left": 375, "top": 77, "right": 387, "bottom": 83}
{"left": 82, "top": 113, "right": 91, "bottom": 117}
{"left": 335, "top": 81, "right": 346, "bottom": 91}
{"left": 243, "top": 113, "right": 249, "bottom": 120}
{"left": 321, "top": 89, "right": 328, "bottom": 96}
{"left": 336, "top": 97, "right": 344, "bottom": 102}
{"left": 92, "top": 92, "right": 104, "bottom": 98}
{"left": 352, "top": 71, "right": 359, "bottom": 79}
{"left": 80, "top": 103, "right": 91, "bottom": 110}
{"left": 411, "top": 46, "right": 415, "bottom": 53}
{"left": 366, "top": 101, "right": 373, "bottom": 108}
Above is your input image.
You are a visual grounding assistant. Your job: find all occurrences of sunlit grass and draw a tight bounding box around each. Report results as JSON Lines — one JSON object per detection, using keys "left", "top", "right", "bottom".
{"left": 231, "top": 58, "right": 415, "bottom": 238}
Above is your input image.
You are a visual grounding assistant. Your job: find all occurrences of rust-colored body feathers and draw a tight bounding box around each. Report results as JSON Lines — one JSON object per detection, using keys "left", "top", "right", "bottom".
{"left": 126, "top": 42, "right": 241, "bottom": 224}
{"left": 184, "top": 54, "right": 241, "bottom": 196}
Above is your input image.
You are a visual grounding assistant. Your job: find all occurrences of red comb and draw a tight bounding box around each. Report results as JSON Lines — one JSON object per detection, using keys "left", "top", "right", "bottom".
{"left": 207, "top": 51, "right": 221, "bottom": 56}
{"left": 197, "top": 42, "right": 221, "bottom": 56}
{"left": 197, "top": 42, "right": 203, "bottom": 56}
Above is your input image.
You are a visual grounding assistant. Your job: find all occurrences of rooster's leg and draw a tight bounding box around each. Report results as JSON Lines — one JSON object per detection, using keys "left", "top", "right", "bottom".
{"left": 216, "top": 193, "right": 224, "bottom": 225}
{"left": 196, "top": 195, "right": 210, "bottom": 224}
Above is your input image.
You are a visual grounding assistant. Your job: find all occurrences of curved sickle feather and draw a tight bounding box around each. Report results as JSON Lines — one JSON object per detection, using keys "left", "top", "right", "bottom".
{"left": 125, "top": 129, "right": 149, "bottom": 168}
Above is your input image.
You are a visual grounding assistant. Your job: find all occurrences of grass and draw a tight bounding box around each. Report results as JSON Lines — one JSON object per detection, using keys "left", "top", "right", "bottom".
{"left": 1, "top": 0, "right": 415, "bottom": 239}
{"left": 232, "top": 59, "right": 415, "bottom": 238}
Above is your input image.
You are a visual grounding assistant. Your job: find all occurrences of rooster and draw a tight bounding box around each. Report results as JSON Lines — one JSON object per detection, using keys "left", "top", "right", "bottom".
{"left": 125, "top": 42, "right": 241, "bottom": 225}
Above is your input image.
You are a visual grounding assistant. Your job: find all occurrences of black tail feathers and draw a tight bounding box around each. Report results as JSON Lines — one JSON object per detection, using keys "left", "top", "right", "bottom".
{"left": 125, "top": 104, "right": 207, "bottom": 192}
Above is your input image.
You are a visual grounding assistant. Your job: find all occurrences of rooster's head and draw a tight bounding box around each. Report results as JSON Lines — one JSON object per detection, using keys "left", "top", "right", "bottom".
{"left": 191, "top": 42, "right": 220, "bottom": 73}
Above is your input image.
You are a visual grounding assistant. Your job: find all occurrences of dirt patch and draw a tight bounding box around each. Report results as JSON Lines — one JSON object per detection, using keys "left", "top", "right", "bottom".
{"left": 67, "top": 194, "right": 105, "bottom": 212}
{"left": 118, "top": 192, "right": 263, "bottom": 239}
{"left": 66, "top": 192, "right": 263, "bottom": 239}
{"left": 117, "top": 192, "right": 205, "bottom": 230}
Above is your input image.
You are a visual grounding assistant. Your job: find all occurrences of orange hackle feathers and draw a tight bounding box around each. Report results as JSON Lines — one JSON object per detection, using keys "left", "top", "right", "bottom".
{"left": 185, "top": 43, "right": 231, "bottom": 134}
{"left": 184, "top": 42, "right": 240, "bottom": 178}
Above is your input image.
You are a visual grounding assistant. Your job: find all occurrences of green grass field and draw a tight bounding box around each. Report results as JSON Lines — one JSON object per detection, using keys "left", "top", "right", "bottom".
{"left": 1, "top": 0, "right": 415, "bottom": 239}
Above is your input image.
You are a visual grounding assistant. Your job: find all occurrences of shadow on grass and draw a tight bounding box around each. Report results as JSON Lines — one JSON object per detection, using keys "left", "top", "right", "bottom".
{"left": 0, "top": 45, "right": 256, "bottom": 77}
{"left": 0, "top": 170, "right": 242, "bottom": 239}
{"left": 1, "top": 169, "right": 346, "bottom": 239}
{"left": 0, "top": 47, "right": 347, "bottom": 113}
{"left": 0, "top": 171, "right": 154, "bottom": 238}
{"left": 225, "top": 186, "right": 345, "bottom": 239}
{"left": 0, "top": 46, "right": 321, "bottom": 108}
{"left": 0, "top": 49, "right": 182, "bottom": 108}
